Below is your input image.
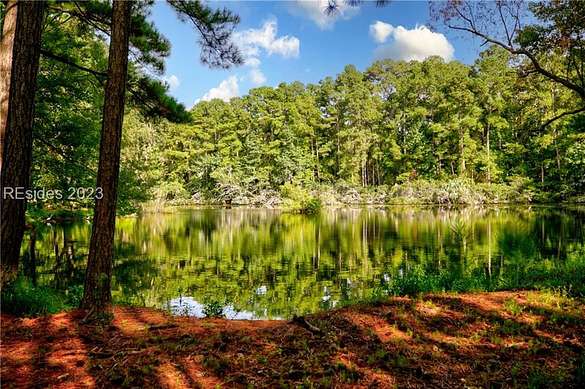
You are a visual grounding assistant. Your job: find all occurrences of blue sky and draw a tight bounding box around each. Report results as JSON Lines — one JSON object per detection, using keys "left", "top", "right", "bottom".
{"left": 149, "top": 1, "right": 485, "bottom": 107}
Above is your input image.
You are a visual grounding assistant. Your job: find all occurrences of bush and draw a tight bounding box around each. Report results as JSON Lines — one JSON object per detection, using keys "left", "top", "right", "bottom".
{"left": 202, "top": 300, "right": 225, "bottom": 318}
{"left": 1, "top": 278, "right": 71, "bottom": 316}
{"left": 281, "top": 183, "right": 322, "bottom": 214}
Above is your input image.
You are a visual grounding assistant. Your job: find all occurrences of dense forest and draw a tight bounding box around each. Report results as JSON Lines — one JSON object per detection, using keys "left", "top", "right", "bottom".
{"left": 28, "top": 26, "right": 584, "bottom": 215}
{"left": 123, "top": 51, "right": 584, "bottom": 209}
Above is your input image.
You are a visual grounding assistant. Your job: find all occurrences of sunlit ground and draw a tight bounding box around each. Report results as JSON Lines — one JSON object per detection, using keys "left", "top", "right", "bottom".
{"left": 2, "top": 290, "right": 584, "bottom": 388}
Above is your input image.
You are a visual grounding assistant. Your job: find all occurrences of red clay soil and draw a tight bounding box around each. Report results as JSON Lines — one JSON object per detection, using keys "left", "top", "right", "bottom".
{"left": 2, "top": 291, "right": 585, "bottom": 388}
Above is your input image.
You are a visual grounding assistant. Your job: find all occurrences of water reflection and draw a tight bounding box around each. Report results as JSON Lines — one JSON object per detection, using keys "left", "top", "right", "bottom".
{"left": 167, "top": 297, "right": 267, "bottom": 320}
{"left": 29, "top": 206, "right": 585, "bottom": 319}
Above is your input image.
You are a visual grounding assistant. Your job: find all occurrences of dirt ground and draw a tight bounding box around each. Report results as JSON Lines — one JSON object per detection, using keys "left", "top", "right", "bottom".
{"left": 2, "top": 291, "right": 584, "bottom": 388}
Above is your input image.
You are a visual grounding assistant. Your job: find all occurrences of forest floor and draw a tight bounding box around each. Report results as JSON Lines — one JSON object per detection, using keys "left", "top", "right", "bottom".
{"left": 2, "top": 291, "right": 585, "bottom": 388}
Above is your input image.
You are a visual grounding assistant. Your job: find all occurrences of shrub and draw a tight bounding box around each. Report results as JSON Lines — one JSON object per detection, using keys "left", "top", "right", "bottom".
{"left": 281, "top": 183, "right": 322, "bottom": 214}
{"left": 202, "top": 300, "right": 225, "bottom": 318}
{"left": 1, "top": 277, "right": 70, "bottom": 316}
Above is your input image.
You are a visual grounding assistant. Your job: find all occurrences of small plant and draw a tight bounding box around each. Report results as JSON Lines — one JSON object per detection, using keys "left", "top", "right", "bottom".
{"left": 335, "top": 362, "right": 361, "bottom": 383}
{"left": 527, "top": 368, "right": 549, "bottom": 389}
{"left": 202, "top": 300, "right": 225, "bottom": 318}
{"left": 504, "top": 299, "right": 524, "bottom": 316}
{"left": 257, "top": 356, "right": 268, "bottom": 364}
{"left": 203, "top": 355, "right": 229, "bottom": 374}
{"left": 392, "top": 354, "right": 410, "bottom": 368}
{"left": 367, "top": 348, "right": 388, "bottom": 365}
{"left": 302, "top": 197, "right": 322, "bottom": 215}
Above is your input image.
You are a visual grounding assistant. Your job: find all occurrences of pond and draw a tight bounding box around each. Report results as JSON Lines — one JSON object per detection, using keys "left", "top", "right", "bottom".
{"left": 25, "top": 206, "right": 585, "bottom": 319}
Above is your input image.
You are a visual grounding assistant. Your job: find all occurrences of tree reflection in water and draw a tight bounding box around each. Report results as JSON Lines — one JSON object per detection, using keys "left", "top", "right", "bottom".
{"left": 28, "top": 206, "right": 585, "bottom": 319}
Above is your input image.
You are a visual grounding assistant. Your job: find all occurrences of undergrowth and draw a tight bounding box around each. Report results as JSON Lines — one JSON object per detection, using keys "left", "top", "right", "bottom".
{"left": 1, "top": 277, "right": 73, "bottom": 316}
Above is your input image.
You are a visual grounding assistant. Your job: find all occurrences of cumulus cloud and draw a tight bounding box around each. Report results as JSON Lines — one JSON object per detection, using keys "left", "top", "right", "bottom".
{"left": 369, "top": 21, "right": 393, "bottom": 43}
{"left": 249, "top": 68, "right": 267, "bottom": 85}
{"left": 233, "top": 19, "right": 300, "bottom": 88}
{"left": 197, "top": 76, "right": 239, "bottom": 103}
{"left": 164, "top": 74, "right": 180, "bottom": 91}
{"left": 290, "top": 0, "right": 359, "bottom": 30}
{"left": 371, "top": 24, "right": 455, "bottom": 62}
{"left": 244, "top": 57, "right": 261, "bottom": 67}
{"left": 233, "top": 20, "right": 300, "bottom": 60}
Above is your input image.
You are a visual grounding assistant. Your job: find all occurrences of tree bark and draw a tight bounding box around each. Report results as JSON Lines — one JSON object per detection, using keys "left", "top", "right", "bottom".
{"left": 0, "top": 0, "right": 17, "bottom": 164}
{"left": 0, "top": 0, "right": 45, "bottom": 287}
{"left": 486, "top": 122, "right": 491, "bottom": 184}
{"left": 80, "top": 0, "right": 131, "bottom": 311}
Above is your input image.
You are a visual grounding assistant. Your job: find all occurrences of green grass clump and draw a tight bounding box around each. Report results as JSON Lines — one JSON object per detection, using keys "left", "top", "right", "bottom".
{"left": 368, "top": 254, "right": 585, "bottom": 300}
{"left": 1, "top": 277, "right": 71, "bottom": 316}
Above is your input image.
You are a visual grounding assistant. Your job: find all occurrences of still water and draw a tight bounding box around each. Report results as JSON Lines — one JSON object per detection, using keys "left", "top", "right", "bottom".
{"left": 28, "top": 206, "right": 585, "bottom": 319}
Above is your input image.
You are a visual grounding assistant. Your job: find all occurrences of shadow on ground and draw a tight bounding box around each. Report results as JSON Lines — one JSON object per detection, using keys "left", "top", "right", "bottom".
{"left": 2, "top": 291, "right": 584, "bottom": 388}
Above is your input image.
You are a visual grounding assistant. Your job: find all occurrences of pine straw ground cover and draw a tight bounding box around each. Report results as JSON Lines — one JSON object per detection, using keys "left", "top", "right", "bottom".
{"left": 1, "top": 291, "right": 584, "bottom": 388}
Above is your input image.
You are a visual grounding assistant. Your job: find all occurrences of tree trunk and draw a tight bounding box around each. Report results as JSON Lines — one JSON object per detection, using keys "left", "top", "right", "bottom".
{"left": 23, "top": 228, "right": 36, "bottom": 286}
{"left": 0, "top": 0, "right": 45, "bottom": 287}
{"left": 486, "top": 122, "right": 491, "bottom": 184}
{"left": 0, "top": 0, "right": 17, "bottom": 164}
{"left": 80, "top": 0, "right": 131, "bottom": 311}
{"left": 459, "top": 135, "right": 466, "bottom": 177}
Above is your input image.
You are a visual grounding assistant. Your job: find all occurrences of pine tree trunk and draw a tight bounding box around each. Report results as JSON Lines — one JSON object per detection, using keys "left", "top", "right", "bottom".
{"left": 0, "top": 0, "right": 45, "bottom": 287}
{"left": 0, "top": 0, "right": 17, "bottom": 162}
{"left": 486, "top": 123, "right": 491, "bottom": 184}
{"left": 80, "top": 0, "right": 131, "bottom": 311}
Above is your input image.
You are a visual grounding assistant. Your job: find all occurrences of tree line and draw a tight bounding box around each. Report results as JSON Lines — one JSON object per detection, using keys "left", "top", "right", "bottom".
{"left": 121, "top": 49, "right": 583, "bottom": 206}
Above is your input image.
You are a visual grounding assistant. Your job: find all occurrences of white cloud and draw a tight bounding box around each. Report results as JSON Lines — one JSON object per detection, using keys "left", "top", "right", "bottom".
{"left": 164, "top": 74, "right": 180, "bottom": 91}
{"left": 244, "top": 57, "right": 261, "bottom": 67}
{"left": 232, "top": 19, "right": 299, "bottom": 88}
{"left": 249, "top": 68, "right": 267, "bottom": 85}
{"left": 197, "top": 76, "right": 239, "bottom": 103}
{"left": 234, "top": 20, "right": 300, "bottom": 61}
{"left": 369, "top": 21, "right": 393, "bottom": 43}
{"left": 372, "top": 24, "right": 455, "bottom": 62}
{"left": 290, "top": 0, "right": 359, "bottom": 30}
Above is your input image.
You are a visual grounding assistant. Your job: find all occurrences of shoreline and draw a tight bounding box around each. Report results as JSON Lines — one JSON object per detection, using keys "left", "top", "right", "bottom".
{"left": 28, "top": 199, "right": 585, "bottom": 222}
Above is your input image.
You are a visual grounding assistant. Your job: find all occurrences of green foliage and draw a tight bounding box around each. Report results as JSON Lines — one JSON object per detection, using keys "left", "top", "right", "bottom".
{"left": 281, "top": 183, "right": 322, "bottom": 214}
{"left": 202, "top": 301, "right": 225, "bottom": 318}
{"left": 106, "top": 50, "right": 584, "bottom": 208}
{"left": 1, "top": 278, "right": 72, "bottom": 316}
{"left": 26, "top": 206, "right": 585, "bottom": 319}
{"left": 527, "top": 368, "right": 550, "bottom": 389}
{"left": 375, "top": 253, "right": 585, "bottom": 298}
{"left": 31, "top": 27, "right": 585, "bottom": 213}
{"left": 504, "top": 299, "right": 524, "bottom": 316}
{"left": 387, "top": 178, "right": 533, "bottom": 205}
{"left": 29, "top": 0, "right": 241, "bottom": 217}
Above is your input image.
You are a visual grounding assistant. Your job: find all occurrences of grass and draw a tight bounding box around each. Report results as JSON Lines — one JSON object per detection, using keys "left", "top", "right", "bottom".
{"left": 374, "top": 257, "right": 585, "bottom": 299}
{"left": 0, "top": 277, "right": 73, "bottom": 316}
